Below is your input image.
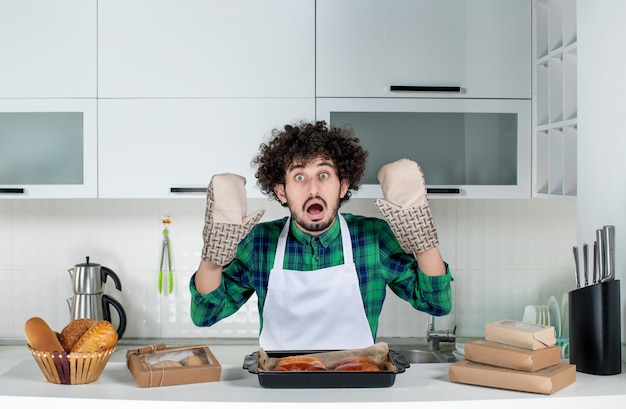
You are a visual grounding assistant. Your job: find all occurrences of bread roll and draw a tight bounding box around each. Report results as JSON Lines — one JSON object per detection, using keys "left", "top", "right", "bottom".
{"left": 59, "top": 318, "right": 96, "bottom": 352}
{"left": 274, "top": 356, "right": 327, "bottom": 372}
{"left": 24, "top": 317, "right": 64, "bottom": 353}
{"left": 334, "top": 362, "right": 380, "bottom": 372}
{"left": 274, "top": 362, "right": 326, "bottom": 371}
{"left": 332, "top": 356, "right": 379, "bottom": 370}
{"left": 180, "top": 355, "right": 207, "bottom": 366}
{"left": 151, "top": 360, "right": 183, "bottom": 369}
{"left": 71, "top": 320, "right": 118, "bottom": 353}
{"left": 275, "top": 356, "right": 325, "bottom": 367}
{"left": 333, "top": 356, "right": 381, "bottom": 372}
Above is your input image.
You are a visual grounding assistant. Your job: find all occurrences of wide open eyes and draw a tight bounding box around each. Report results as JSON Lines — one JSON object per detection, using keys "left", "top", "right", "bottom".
{"left": 293, "top": 172, "right": 330, "bottom": 182}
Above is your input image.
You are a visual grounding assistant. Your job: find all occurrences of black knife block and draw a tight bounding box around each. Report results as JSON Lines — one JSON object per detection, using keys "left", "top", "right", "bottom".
{"left": 569, "top": 279, "right": 621, "bottom": 375}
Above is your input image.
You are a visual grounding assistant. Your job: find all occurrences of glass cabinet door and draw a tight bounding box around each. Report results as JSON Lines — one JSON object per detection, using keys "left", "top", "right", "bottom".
{"left": 0, "top": 99, "right": 97, "bottom": 198}
{"left": 317, "top": 98, "right": 531, "bottom": 199}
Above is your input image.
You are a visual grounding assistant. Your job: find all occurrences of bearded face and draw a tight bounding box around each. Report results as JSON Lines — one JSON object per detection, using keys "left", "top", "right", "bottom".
{"left": 274, "top": 157, "right": 349, "bottom": 235}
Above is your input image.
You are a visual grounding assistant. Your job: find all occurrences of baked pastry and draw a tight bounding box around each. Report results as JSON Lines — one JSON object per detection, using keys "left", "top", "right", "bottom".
{"left": 59, "top": 318, "right": 96, "bottom": 352}
{"left": 333, "top": 356, "right": 380, "bottom": 372}
{"left": 334, "top": 362, "right": 380, "bottom": 372}
{"left": 71, "top": 320, "right": 118, "bottom": 353}
{"left": 24, "top": 317, "right": 64, "bottom": 353}
{"left": 274, "top": 356, "right": 327, "bottom": 372}
{"left": 151, "top": 360, "right": 183, "bottom": 369}
{"left": 274, "top": 362, "right": 327, "bottom": 371}
{"left": 180, "top": 355, "right": 207, "bottom": 366}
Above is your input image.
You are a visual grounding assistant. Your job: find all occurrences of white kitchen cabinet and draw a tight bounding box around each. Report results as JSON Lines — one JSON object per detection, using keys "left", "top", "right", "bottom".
{"left": 532, "top": 0, "right": 577, "bottom": 199}
{"left": 0, "top": 99, "right": 98, "bottom": 198}
{"left": 0, "top": 0, "right": 97, "bottom": 98}
{"left": 316, "top": 0, "right": 531, "bottom": 99}
{"left": 98, "top": 0, "right": 314, "bottom": 98}
{"left": 318, "top": 98, "right": 531, "bottom": 199}
{"left": 98, "top": 98, "right": 315, "bottom": 198}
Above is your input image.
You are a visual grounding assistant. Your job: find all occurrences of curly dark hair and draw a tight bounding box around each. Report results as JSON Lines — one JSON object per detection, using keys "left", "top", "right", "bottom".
{"left": 253, "top": 121, "right": 368, "bottom": 205}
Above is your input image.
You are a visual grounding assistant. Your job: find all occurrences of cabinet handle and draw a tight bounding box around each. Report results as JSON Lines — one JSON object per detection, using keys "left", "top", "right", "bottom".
{"left": 0, "top": 188, "right": 25, "bottom": 194}
{"left": 170, "top": 187, "right": 207, "bottom": 194}
{"left": 390, "top": 85, "right": 461, "bottom": 93}
{"left": 426, "top": 188, "right": 461, "bottom": 194}
{"left": 171, "top": 187, "right": 460, "bottom": 194}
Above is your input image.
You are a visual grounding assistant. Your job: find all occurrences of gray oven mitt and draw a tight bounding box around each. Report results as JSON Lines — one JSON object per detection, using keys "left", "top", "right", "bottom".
{"left": 375, "top": 159, "right": 439, "bottom": 254}
{"left": 201, "top": 173, "right": 265, "bottom": 266}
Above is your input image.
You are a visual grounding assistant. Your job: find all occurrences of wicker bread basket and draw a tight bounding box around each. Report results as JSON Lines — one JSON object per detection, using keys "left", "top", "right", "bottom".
{"left": 28, "top": 345, "right": 115, "bottom": 384}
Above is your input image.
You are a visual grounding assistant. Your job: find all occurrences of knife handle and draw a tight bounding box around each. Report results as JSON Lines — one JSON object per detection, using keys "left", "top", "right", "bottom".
{"left": 573, "top": 246, "right": 581, "bottom": 288}
{"left": 593, "top": 241, "right": 600, "bottom": 284}
{"left": 602, "top": 225, "right": 615, "bottom": 281}
{"left": 596, "top": 229, "right": 605, "bottom": 281}
{"left": 582, "top": 243, "right": 589, "bottom": 286}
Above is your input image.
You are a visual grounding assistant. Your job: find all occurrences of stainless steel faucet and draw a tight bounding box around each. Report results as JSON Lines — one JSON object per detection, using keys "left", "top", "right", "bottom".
{"left": 427, "top": 315, "right": 456, "bottom": 351}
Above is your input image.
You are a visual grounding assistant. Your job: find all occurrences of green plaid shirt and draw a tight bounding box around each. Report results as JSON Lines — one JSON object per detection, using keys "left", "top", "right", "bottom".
{"left": 190, "top": 213, "right": 452, "bottom": 340}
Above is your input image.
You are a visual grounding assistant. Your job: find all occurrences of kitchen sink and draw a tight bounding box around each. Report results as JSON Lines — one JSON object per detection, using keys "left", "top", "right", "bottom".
{"left": 389, "top": 343, "right": 458, "bottom": 364}
{"left": 394, "top": 347, "right": 457, "bottom": 364}
{"left": 397, "top": 349, "right": 441, "bottom": 363}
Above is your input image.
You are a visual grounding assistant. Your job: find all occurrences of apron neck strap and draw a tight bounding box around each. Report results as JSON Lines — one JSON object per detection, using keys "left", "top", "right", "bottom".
{"left": 273, "top": 214, "right": 353, "bottom": 269}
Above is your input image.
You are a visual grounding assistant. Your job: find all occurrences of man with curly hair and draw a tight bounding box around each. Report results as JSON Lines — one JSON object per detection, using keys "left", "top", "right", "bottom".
{"left": 190, "top": 121, "right": 452, "bottom": 350}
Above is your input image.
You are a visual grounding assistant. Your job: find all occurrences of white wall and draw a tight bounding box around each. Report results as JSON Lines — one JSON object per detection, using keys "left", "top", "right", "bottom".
{"left": 577, "top": 0, "right": 626, "bottom": 340}
{"left": 0, "top": 197, "right": 576, "bottom": 341}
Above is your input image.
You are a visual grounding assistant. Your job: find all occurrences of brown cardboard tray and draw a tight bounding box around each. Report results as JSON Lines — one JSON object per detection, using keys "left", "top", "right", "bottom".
{"left": 449, "top": 359, "right": 575, "bottom": 395}
{"left": 464, "top": 339, "right": 562, "bottom": 371}
{"left": 242, "top": 348, "right": 409, "bottom": 388}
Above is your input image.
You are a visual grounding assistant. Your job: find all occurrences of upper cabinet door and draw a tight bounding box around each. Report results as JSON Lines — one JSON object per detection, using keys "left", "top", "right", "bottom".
{"left": 98, "top": 98, "right": 315, "bottom": 199}
{"left": 98, "top": 0, "right": 315, "bottom": 98}
{"left": 0, "top": 99, "right": 98, "bottom": 198}
{"left": 0, "top": 0, "right": 97, "bottom": 98}
{"left": 317, "top": 97, "right": 531, "bottom": 199}
{"left": 316, "top": 0, "right": 531, "bottom": 99}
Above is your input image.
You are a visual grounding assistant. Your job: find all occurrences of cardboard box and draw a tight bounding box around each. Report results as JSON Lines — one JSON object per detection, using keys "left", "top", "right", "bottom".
{"left": 449, "top": 360, "right": 576, "bottom": 395}
{"left": 464, "top": 339, "right": 562, "bottom": 371}
{"left": 126, "top": 344, "right": 221, "bottom": 387}
{"left": 484, "top": 319, "right": 556, "bottom": 350}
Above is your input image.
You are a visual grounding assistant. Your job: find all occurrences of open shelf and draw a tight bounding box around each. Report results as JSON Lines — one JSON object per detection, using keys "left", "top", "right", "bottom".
{"left": 533, "top": 0, "right": 577, "bottom": 199}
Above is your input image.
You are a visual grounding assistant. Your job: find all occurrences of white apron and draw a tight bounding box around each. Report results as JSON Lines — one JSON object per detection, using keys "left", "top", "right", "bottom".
{"left": 259, "top": 214, "right": 374, "bottom": 350}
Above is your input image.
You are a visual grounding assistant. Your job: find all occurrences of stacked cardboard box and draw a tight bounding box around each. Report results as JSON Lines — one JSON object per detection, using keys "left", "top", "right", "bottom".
{"left": 449, "top": 320, "right": 576, "bottom": 395}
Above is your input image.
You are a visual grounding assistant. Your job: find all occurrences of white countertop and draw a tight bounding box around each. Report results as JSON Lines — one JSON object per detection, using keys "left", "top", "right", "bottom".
{"left": 1, "top": 342, "right": 626, "bottom": 409}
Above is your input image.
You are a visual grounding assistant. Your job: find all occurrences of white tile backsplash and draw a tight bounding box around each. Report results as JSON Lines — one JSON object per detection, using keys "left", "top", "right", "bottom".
{"left": 0, "top": 201, "right": 12, "bottom": 271}
{"left": 0, "top": 197, "right": 576, "bottom": 340}
{"left": 0, "top": 269, "right": 14, "bottom": 338}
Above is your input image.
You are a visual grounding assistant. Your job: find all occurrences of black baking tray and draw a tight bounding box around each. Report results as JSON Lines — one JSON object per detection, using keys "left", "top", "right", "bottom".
{"left": 242, "top": 349, "right": 410, "bottom": 388}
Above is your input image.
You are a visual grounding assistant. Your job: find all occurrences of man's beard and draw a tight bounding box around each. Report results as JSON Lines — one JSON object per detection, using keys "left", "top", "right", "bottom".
{"left": 295, "top": 214, "right": 334, "bottom": 233}
{"left": 289, "top": 195, "right": 341, "bottom": 234}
